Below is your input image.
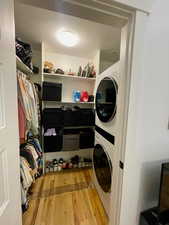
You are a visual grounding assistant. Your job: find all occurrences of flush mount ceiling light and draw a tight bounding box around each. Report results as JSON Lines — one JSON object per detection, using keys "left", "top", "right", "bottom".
{"left": 57, "top": 31, "right": 79, "bottom": 47}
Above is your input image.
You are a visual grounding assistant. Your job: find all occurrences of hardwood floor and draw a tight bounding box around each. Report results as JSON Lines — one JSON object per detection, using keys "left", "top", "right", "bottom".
{"left": 23, "top": 168, "right": 108, "bottom": 225}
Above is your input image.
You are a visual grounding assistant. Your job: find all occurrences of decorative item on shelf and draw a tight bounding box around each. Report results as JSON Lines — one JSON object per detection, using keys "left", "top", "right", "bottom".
{"left": 86, "top": 63, "right": 90, "bottom": 77}
{"left": 81, "top": 63, "right": 96, "bottom": 78}
{"left": 78, "top": 66, "right": 82, "bottom": 76}
{"left": 44, "top": 61, "right": 54, "bottom": 73}
{"left": 89, "top": 64, "right": 96, "bottom": 78}
{"left": 72, "top": 90, "right": 81, "bottom": 102}
{"left": 88, "top": 95, "right": 94, "bottom": 102}
{"left": 82, "top": 64, "right": 87, "bottom": 77}
{"left": 87, "top": 63, "right": 96, "bottom": 78}
{"left": 80, "top": 91, "right": 89, "bottom": 102}
{"left": 55, "top": 68, "right": 64, "bottom": 74}
{"left": 68, "top": 69, "right": 75, "bottom": 76}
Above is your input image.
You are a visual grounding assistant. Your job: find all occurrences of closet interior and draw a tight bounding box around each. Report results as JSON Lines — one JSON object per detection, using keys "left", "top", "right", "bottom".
{"left": 14, "top": 0, "right": 122, "bottom": 220}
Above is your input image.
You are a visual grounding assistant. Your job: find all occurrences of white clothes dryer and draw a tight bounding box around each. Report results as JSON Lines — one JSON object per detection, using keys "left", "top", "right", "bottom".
{"left": 95, "top": 62, "right": 121, "bottom": 137}
{"left": 93, "top": 129, "right": 119, "bottom": 222}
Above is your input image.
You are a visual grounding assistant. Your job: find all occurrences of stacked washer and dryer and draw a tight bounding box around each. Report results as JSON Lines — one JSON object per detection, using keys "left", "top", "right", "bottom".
{"left": 93, "top": 61, "right": 123, "bottom": 222}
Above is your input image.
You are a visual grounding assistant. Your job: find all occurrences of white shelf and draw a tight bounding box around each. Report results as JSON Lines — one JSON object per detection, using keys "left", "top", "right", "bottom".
{"left": 63, "top": 126, "right": 94, "bottom": 129}
{"left": 16, "top": 56, "right": 33, "bottom": 74}
{"left": 43, "top": 101, "right": 94, "bottom": 105}
{"left": 43, "top": 73, "right": 96, "bottom": 81}
{"left": 44, "top": 148, "right": 93, "bottom": 162}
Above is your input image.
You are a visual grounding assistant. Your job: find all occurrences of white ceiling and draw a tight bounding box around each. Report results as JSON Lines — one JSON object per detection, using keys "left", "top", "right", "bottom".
{"left": 14, "top": 2, "right": 121, "bottom": 58}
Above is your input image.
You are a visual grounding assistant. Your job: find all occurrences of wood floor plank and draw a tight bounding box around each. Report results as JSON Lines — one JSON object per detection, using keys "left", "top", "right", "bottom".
{"left": 52, "top": 193, "right": 74, "bottom": 225}
{"left": 87, "top": 188, "right": 108, "bottom": 225}
{"left": 22, "top": 199, "right": 40, "bottom": 225}
{"left": 23, "top": 169, "right": 108, "bottom": 225}
{"left": 72, "top": 189, "right": 98, "bottom": 225}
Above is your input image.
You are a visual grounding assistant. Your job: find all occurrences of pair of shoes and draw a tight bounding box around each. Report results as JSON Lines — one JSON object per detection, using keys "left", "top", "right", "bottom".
{"left": 79, "top": 158, "right": 85, "bottom": 168}
{"left": 58, "top": 158, "right": 65, "bottom": 170}
{"left": 62, "top": 161, "right": 73, "bottom": 169}
{"left": 71, "top": 155, "right": 80, "bottom": 168}
{"left": 53, "top": 159, "right": 58, "bottom": 165}
{"left": 84, "top": 158, "right": 92, "bottom": 167}
{"left": 45, "top": 161, "right": 54, "bottom": 173}
{"left": 44, "top": 128, "right": 56, "bottom": 136}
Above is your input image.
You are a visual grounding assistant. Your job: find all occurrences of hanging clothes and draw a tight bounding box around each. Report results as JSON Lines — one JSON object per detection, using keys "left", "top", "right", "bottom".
{"left": 17, "top": 69, "right": 42, "bottom": 212}
{"left": 20, "top": 137, "right": 42, "bottom": 211}
{"left": 17, "top": 70, "right": 39, "bottom": 138}
{"left": 20, "top": 156, "right": 33, "bottom": 190}
{"left": 18, "top": 99, "right": 26, "bottom": 140}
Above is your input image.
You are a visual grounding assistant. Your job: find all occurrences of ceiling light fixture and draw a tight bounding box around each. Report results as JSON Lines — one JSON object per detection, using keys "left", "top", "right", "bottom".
{"left": 57, "top": 31, "right": 79, "bottom": 47}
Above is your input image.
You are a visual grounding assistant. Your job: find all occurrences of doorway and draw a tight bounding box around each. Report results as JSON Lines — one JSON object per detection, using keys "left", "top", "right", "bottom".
{"left": 14, "top": 1, "right": 134, "bottom": 225}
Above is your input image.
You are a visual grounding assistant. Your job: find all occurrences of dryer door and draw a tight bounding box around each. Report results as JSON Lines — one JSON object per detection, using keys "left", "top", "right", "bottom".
{"left": 93, "top": 144, "right": 112, "bottom": 193}
{"left": 96, "top": 77, "right": 118, "bottom": 122}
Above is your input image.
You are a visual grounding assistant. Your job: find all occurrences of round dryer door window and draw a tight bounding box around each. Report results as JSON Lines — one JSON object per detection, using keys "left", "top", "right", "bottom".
{"left": 96, "top": 77, "right": 118, "bottom": 122}
{"left": 93, "top": 144, "right": 112, "bottom": 193}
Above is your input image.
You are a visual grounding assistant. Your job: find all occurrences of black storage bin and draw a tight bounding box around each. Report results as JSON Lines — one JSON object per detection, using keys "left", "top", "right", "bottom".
{"left": 63, "top": 109, "right": 74, "bottom": 126}
{"left": 43, "top": 108, "right": 64, "bottom": 128}
{"left": 42, "top": 82, "right": 62, "bottom": 101}
{"left": 44, "top": 128, "right": 63, "bottom": 152}
{"left": 79, "top": 109, "right": 95, "bottom": 126}
{"left": 64, "top": 109, "right": 81, "bottom": 127}
{"left": 80, "top": 128, "right": 94, "bottom": 149}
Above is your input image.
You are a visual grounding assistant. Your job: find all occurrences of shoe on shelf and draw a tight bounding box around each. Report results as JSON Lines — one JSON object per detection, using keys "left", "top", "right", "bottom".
{"left": 53, "top": 164, "right": 58, "bottom": 172}
{"left": 52, "top": 159, "right": 58, "bottom": 165}
{"left": 62, "top": 162, "right": 67, "bottom": 169}
{"left": 58, "top": 165, "right": 62, "bottom": 171}
{"left": 59, "top": 158, "right": 64, "bottom": 163}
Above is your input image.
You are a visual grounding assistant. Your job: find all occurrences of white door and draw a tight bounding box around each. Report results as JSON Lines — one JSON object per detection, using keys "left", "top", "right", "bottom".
{"left": 0, "top": 0, "right": 22, "bottom": 225}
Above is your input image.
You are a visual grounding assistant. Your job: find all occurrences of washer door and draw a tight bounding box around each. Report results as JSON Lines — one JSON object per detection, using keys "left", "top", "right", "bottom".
{"left": 93, "top": 144, "right": 112, "bottom": 193}
{"left": 96, "top": 77, "right": 118, "bottom": 122}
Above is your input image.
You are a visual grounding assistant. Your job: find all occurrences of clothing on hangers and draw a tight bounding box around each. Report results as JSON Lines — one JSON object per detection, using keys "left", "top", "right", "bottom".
{"left": 17, "top": 69, "right": 42, "bottom": 211}
{"left": 17, "top": 70, "right": 39, "bottom": 138}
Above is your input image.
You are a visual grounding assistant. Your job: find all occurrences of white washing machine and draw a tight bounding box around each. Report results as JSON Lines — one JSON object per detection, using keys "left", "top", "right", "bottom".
{"left": 95, "top": 61, "right": 120, "bottom": 137}
{"left": 93, "top": 130, "right": 119, "bottom": 222}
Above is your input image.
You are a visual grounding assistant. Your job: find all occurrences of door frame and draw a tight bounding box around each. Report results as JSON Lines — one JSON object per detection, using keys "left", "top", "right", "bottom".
{"left": 12, "top": 1, "right": 148, "bottom": 225}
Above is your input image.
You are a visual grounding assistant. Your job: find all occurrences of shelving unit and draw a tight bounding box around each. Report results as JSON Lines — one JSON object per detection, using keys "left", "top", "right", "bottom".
{"left": 39, "top": 42, "right": 98, "bottom": 173}
{"left": 44, "top": 72, "right": 96, "bottom": 81}
{"left": 16, "top": 56, "right": 33, "bottom": 74}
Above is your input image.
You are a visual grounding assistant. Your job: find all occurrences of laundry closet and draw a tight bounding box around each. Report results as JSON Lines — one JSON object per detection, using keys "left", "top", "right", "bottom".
{"left": 14, "top": 1, "right": 128, "bottom": 225}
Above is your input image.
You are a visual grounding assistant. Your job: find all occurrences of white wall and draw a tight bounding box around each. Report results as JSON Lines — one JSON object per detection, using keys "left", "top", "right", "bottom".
{"left": 120, "top": 1, "right": 169, "bottom": 225}
{"left": 44, "top": 51, "right": 92, "bottom": 75}
{"left": 114, "top": 0, "right": 154, "bottom": 12}
{"left": 100, "top": 60, "right": 115, "bottom": 74}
